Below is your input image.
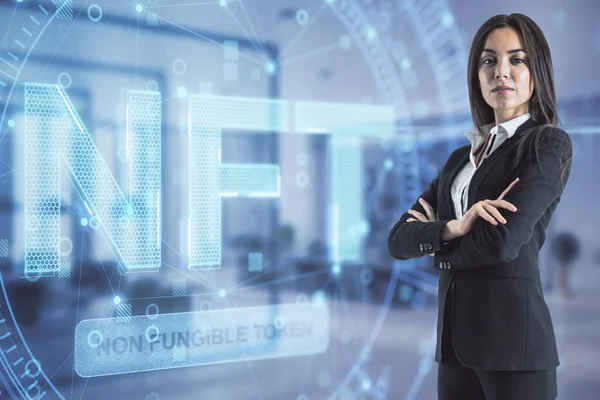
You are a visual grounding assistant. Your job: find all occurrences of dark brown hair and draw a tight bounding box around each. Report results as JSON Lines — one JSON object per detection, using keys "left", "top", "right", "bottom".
{"left": 467, "top": 13, "right": 571, "bottom": 185}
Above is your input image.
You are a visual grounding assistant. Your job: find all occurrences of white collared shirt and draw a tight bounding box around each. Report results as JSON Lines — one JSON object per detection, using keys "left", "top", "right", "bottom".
{"left": 450, "top": 113, "right": 531, "bottom": 219}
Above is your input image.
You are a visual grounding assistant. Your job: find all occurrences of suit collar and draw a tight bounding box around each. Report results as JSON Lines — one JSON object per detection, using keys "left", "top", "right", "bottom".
{"left": 465, "top": 112, "right": 531, "bottom": 143}
{"left": 440, "top": 117, "right": 539, "bottom": 218}
{"left": 466, "top": 117, "right": 538, "bottom": 208}
{"left": 464, "top": 113, "right": 532, "bottom": 169}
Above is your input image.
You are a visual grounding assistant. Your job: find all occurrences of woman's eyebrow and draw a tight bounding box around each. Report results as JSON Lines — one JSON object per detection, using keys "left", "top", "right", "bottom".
{"left": 481, "top": 48, "right": 525, "bottom": 54}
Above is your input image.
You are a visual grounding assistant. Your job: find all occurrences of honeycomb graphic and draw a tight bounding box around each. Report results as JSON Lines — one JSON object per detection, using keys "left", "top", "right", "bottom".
{"left": 188, "top": 95, "right": 285, "bottom": 269}
{"left": 25, "top": 84, "right": 161, "bottom": 273}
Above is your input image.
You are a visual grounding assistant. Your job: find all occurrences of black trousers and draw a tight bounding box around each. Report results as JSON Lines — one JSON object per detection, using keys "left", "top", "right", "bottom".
{"left": 438, "top": 289, "right": 557, "bottom": 400}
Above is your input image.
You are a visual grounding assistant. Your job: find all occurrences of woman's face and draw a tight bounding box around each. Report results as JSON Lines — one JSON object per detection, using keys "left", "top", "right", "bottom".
{"left": 478, "top": 27, "right": 534, "bottom": 125}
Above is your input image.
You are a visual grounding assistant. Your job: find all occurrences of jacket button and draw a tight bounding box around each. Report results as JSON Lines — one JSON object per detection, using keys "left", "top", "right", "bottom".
{"left": 419, "top": 244, "right": 424, "bottom": 251}
{"left": 447, "top": 262, "right": 452, "bottom": 269}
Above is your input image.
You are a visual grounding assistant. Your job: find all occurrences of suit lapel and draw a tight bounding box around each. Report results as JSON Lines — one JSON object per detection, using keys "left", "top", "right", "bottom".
{"left": 466, "top": 117, "right": 538, "bottom": 208}
{"left": 441, "top": 147, "right": 470, "bottom": 219}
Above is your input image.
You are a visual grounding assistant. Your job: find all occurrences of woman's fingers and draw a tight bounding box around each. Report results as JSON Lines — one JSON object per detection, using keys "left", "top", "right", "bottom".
{"left": 407, "top": 217, "right": 417, "bottom": 222}
{"left": 482, "top": 203, "right": 507, "bottom": 224}
{"left": 476, "top": 199, "right": 519, "bottom": 225}
{"left": 475, "top": 203, "right": 499, "bottom": 225}
{"left": 418, "top": 198, "right": 435, "bottom": 221}
{"left": 485, "top": 199, "right": 517, "bottom": 212}
{"left": 407, "top": 209, "right": 427, "bottom": 222}
{"left": 498, "top": 177, "right": 520, "bottom": 200}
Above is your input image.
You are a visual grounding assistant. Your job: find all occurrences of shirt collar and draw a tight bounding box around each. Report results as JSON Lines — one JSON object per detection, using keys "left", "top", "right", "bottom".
{"left": 465, "top": 112, "right": 531, "bottom": 143}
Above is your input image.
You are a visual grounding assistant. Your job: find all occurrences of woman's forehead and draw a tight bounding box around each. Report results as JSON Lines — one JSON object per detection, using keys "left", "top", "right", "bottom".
{"left": 482, "top": 28, "right": 524, "bottom": 52}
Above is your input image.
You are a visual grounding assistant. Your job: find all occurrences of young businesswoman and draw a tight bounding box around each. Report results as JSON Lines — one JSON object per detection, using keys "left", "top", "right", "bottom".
{"left": 388, "top": 14, "right": 572, "bottom": 400}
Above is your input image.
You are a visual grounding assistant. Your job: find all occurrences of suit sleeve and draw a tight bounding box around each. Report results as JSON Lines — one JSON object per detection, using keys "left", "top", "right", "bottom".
{"left": 387, "top": 169, "right": 454, "bottom": 260}
{"left": 436, "top": 129, "right": 572, "bottom": 270}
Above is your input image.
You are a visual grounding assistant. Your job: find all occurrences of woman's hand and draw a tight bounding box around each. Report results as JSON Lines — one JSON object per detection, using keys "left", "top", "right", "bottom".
{"left": 406, "top": 197, "right": 437, "bottom": 222}
{"left": 406, "top": 198, "right": 437, "bottom": 256}
{"left": 452, "top": 177, "right": 520, "bottom": 238}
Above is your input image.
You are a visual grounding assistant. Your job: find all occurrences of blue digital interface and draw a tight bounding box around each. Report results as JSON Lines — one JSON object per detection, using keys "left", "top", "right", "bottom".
{"left": 4, "top": 0, "right": 594, "bottom": 399}
{"left": 25, "top": 84, "right": 161, "bottom": 275}
{"left": 0, "top": 1, "right": 442, "bottom": 398}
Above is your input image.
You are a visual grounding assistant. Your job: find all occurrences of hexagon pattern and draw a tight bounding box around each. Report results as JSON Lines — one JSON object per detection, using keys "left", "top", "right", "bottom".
{"left": 25, "top": 84, "right": 161, "bottom": 273}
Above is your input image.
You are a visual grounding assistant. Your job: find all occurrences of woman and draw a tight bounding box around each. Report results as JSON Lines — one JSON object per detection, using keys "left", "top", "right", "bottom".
{"left": 388, "top": 14, "right": 572, "bottom": 400}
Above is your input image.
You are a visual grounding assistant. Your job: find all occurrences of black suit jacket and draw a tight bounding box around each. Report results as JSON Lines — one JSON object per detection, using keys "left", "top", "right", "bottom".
{"left": 388, "top": 118, "right": 572, "bottom": 371}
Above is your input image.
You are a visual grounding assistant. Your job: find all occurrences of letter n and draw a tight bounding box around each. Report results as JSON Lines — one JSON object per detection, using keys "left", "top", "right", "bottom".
{"left": 24, "top": 83, "right": 161, "bottom": 274}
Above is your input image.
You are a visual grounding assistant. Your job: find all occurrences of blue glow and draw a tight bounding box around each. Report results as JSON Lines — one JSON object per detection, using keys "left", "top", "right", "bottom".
{"left": 294, "top": 101, "right": 395, "bottom": 262}
{"left": 113, "top": 296, "right": 121, "bottom": 305}
{"left": 187, "top": 95, "right": 285, "bottom": 269}
{"left": 313, "top": 290, "right": 326, "bottom": 304}
{"left": 399, "top": 284, "right": 413, "bottom": 302}
{"left": 135, "top": 4, "right": 143, "bottom": 13}
{"left": 248, "top": 252, "right": 263, "bottom": 272}
{"left": 441, "top": 12, "right": 454, "bottom": 27}
{"left": 24, "top": 87, "right": 394, "bottom": 277}
{"left": 384, "top": 158, "right": 394, "bottom": 170}
{"left": 401, "top": 58, "right": 411, "bottom": 70}
{"left": 24, "top": 84, "right": 161, "bottom": 274}
{"left": 218, "top": 289, "right": 226, "bottom": 298}
{"left": 360, "top": 219, "right": 370, "bottom": 236}
{"left": 177, "top": 86, "right": 187, "bottom": 98}
{"left": 365, "top": 27, "right": 377, "bottom": 41}
{"left": 331, "top": 264, "right": 341, "bottom": 275}
{"left": 362, "top": 379, "right": 371, "bottom": 391}
{"left": 294, "top": 101, "right": 395, "bottom": 138}
{"left": 219, "top": 0, "right": 227, "bottom": 6}
{"left": 7, "top": 119, "right": 15, "bottom": 128}
{"left": 265, "top": 60, "right": 277, "bottom": 75}
{"left": 80, "top": 218, "right": 88, "bottom": 226}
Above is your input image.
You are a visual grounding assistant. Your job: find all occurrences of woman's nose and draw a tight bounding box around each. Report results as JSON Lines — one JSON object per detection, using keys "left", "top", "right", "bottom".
{"left": 495, "top": 59, "right": 510, "bottom": 79}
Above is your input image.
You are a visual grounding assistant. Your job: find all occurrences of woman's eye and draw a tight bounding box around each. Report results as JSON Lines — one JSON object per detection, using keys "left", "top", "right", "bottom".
{"left": 481, "top": 57, "right": 525, "bottom": 65}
